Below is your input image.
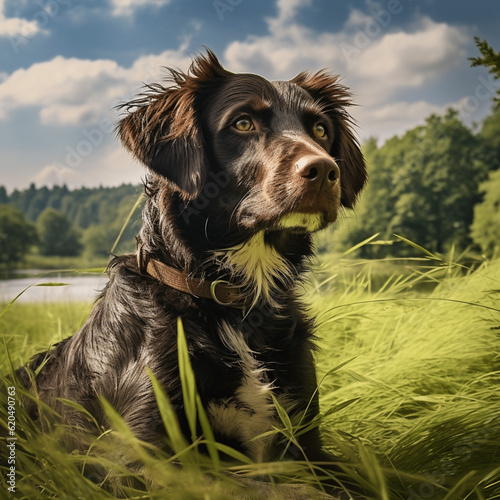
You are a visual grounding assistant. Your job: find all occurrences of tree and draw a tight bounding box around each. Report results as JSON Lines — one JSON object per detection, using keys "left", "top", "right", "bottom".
{"left": 479, "top": 107, "right": 500, "bottom": 150}
{"left": 470, "top": 37, "right": 500, "bottom": 108}
{"left": 471, "top": 169, "right": 500, "bottom": 255}
{"left": 468, "top": 38, "right": 500, "bottom": 256}
{"left": 340, "top": 110, "right": 489, "bottom": 256}
{"left": 37, "top": 208, "right": 82, "bottom": 256}
{"left": 82, "top": 224, "right": 115, "bottom": 258}
{"left": 26, "top": 185, "right": 50, "bottom": 222}
{"left": 0, "top": 205, "right": 38, "bottom": 265}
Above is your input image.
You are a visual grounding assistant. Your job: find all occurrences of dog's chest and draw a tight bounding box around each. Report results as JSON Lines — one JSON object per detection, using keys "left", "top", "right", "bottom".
{"left": 207, "top": 321, "right": 276, "bottom": 462}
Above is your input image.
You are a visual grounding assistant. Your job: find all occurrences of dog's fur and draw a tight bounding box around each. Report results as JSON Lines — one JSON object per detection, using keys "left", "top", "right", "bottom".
{"left": 17, "top": 51, "right": 366, "bottom": 494}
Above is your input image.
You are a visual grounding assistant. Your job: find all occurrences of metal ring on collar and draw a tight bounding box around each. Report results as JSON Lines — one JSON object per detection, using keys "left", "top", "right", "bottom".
{"left": 210, "top": 280, "right": 232, "bottom": 306}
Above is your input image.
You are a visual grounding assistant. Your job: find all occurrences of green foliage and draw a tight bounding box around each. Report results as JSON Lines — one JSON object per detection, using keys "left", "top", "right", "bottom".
{"left": 82, "top": 224, "right": 117, "bottom": 258}
{"left": 480, "top": 108, "right": 500, "bottom": 147}
{"left": 473, "top": 37, "right": 500, "bottom": 172}
{"left": 0, "top": 183, "right": 143, "bottom": 261}
{"left": 37, "top": 207, "right": 82, "bottom": 256}
{"left": 1, "top": 254, "right": 500, "bottom": 498}
{"left": 0, "top": 205, "right": 38, "bottom": 266}
{"left": 479, "top": 107, "right": 500, "bottom": 171}
{"left": 471, "top": 168, "right": 500, "bottom": 255}
{"left": 335, "top": 110, "right": 491, "bottom": 257}
{"left": 470, "top": 37, "right": 500, "bottom": 107}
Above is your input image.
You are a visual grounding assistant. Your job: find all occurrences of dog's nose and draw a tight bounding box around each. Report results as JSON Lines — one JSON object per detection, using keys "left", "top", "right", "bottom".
{"left": 295, "top": 155, "right": 340, "bottom": 192}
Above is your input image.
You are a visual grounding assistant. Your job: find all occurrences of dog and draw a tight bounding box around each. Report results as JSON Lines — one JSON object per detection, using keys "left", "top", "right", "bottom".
{"left": 17, "top": 50, "right": 367, "bottom": 496}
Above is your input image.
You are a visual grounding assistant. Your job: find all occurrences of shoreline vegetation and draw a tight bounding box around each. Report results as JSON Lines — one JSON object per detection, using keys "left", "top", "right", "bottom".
{"left": 1, "top": 254, "right": 110, "bottom": 274}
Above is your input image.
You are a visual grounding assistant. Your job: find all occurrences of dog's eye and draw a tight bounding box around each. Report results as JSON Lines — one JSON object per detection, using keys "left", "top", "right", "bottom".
{"left": 313, "top": 123, "right": 327, "bottom": 140}
{"left": 234, "top": 117, "right": 254, "bottom": 132}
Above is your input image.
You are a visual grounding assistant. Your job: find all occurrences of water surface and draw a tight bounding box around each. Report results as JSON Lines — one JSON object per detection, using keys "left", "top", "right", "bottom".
{"left": 0, "top": 271, "right": 108, "bottom": 303}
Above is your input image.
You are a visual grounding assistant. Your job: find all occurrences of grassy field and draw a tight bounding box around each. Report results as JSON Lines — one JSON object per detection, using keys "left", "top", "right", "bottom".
{"left": 0, "top": 254, "right": 110, "bottom": 274}
{"left": 1, "top": 251, "right": 499, "bottom": 499}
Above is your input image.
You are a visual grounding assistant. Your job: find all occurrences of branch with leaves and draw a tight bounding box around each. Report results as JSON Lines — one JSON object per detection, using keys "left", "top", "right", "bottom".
{"left": 469, "top": 37, "right": 500, "bottom": 107}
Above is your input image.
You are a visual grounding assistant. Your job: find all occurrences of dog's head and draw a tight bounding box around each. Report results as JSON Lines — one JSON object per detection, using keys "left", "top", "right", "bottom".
{"left": 118, "top": 50, "right": 366, "bottom": 245}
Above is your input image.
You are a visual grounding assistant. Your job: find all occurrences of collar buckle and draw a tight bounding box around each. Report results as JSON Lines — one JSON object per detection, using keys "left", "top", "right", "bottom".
{"left": 210, "top": 280, "right": 232, "bottom": 305}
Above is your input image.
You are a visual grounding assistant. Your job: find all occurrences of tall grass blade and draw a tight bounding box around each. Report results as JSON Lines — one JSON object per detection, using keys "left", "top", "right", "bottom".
{"left": 393, "top": 234, "right": 438, "bottom": 259}
{"left": 175, "top": 317, "right": 220, "bottom": 466}
{"left": 110, "top": 193, "right": 144, "bottom": 254}
{"left": 0, "top": 282, "right": 69, "bottom": 319}
{"left": 147, "top": 367, "right": 190, "bottom": 457}
{"left": 176, "top": 317, "right": 197, "bottom": 443}
{"left": 195, "top": 393, "right": 220, "bottom": 467}
{"left": 342, "top": 233, "right": 380, "bottom": 256}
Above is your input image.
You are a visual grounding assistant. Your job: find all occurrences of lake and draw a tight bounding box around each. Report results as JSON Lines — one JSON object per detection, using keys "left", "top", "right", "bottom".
{"left": 0, "top": 271, "right": 109, "bottom": 303}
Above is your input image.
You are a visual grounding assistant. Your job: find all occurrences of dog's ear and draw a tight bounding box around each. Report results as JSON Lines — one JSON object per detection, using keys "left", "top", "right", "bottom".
{"left": 292, "top": 71, "right": 367, "bottom": 209}
{"left": 117, "top": 51, "right": 231, "bottom": 199}
{"left": 332, "top": 111, "right": 368, "bottom": 209}
{"left": 117, "top": 86, "right": 206, "bottom": 199}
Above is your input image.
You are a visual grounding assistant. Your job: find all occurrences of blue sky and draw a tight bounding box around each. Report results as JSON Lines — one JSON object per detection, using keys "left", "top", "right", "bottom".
{"left": 0, "top": 0, "right": 499, "bottom": 191}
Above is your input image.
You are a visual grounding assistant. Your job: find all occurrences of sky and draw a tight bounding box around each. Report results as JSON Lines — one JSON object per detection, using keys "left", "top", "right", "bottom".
{"left": 0, "top": 0, "right": 499, "bottom": 192}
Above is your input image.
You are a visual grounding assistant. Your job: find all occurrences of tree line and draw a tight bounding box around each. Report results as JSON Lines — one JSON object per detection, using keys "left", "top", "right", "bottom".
{"left": 0, "top": 184, "right": 143, "bottom": 265}
{"left": 316, "top": 107, "right": 500, "bottom": 258}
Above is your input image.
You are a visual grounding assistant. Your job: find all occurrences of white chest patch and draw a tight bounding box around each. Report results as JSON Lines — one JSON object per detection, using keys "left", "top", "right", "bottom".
{"left": 208, "top": 320, "right": 276, "bottom": 462}
{"left": 212, "top": 231, "right": 293, "bottom": 309}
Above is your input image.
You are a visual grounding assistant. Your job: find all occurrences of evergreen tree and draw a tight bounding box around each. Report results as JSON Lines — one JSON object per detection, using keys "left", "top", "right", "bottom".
{"left": 0, "top": 186, "right": 7, "bottom": 204}
{"left": 470, "top": 37, "right": 500, "bottom": 107}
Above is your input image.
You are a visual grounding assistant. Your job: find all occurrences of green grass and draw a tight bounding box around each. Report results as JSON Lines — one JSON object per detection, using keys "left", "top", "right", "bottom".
{"left": 23, "top": 253, "right": 110, "bottom": 271}
{"left": 1, "top": 252, "right": 499, "bottom": 499}
{"left": 0, "top": 302, "right": 92, "bottom": 372}
{"left": 0, "top": 253, "right": 110, "bottom": 274}
{"left": 309, "top": 253, "right": 500, "bottom": 498}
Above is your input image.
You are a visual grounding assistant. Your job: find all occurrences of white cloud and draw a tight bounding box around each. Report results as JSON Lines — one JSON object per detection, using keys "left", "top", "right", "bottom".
{"left": 87, "top": 145, "right": 146, "bottom": 187}
{"left": 110, "top": 0, "right": 171, "bottom": 17}
{"left": 352, "top": 100, "right": 448, "bottom": 143}
{"left": 0, "top": 57, "right": 124, "bottom": 124}
{"left": 344, "top": 7, "right": 375, "bottom": 29}
{"left": 273, "top": 0, "right": 312, "bottom": 25}
{"left": 31, "top": 144, "right": 143, "bottom": 190}
{"left": 31, "top": 164, "right": 73, "bottom": 188}
{"left": 0, "top": 48, "right": 193, "bottom": 126}
{"left": 223, "top": 3, "right": 469, "bottom": 140}
{"left": 224, "top": 0, "right": 344, "bottom": 78}
{"left": 0, "top": 57, "right": 113, "bottom": 124}
{"left": 225, "top": 8, "right": 468, "bottom": 96}
{"left": 0, "top": 0, "right": 41, "bottom": 38}
{"left": 348, "top": 17, "right": 469, "bottom": 105}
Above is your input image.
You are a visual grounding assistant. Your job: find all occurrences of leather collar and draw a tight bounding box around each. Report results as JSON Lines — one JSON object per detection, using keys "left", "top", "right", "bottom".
{"left": 143, "top": 257, "right": 249, "bottom": 309}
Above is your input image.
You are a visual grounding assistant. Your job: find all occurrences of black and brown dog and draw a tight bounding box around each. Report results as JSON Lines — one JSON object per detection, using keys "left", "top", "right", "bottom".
{"left": 17, "top": 50, "right": 367, "bottom": 496}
